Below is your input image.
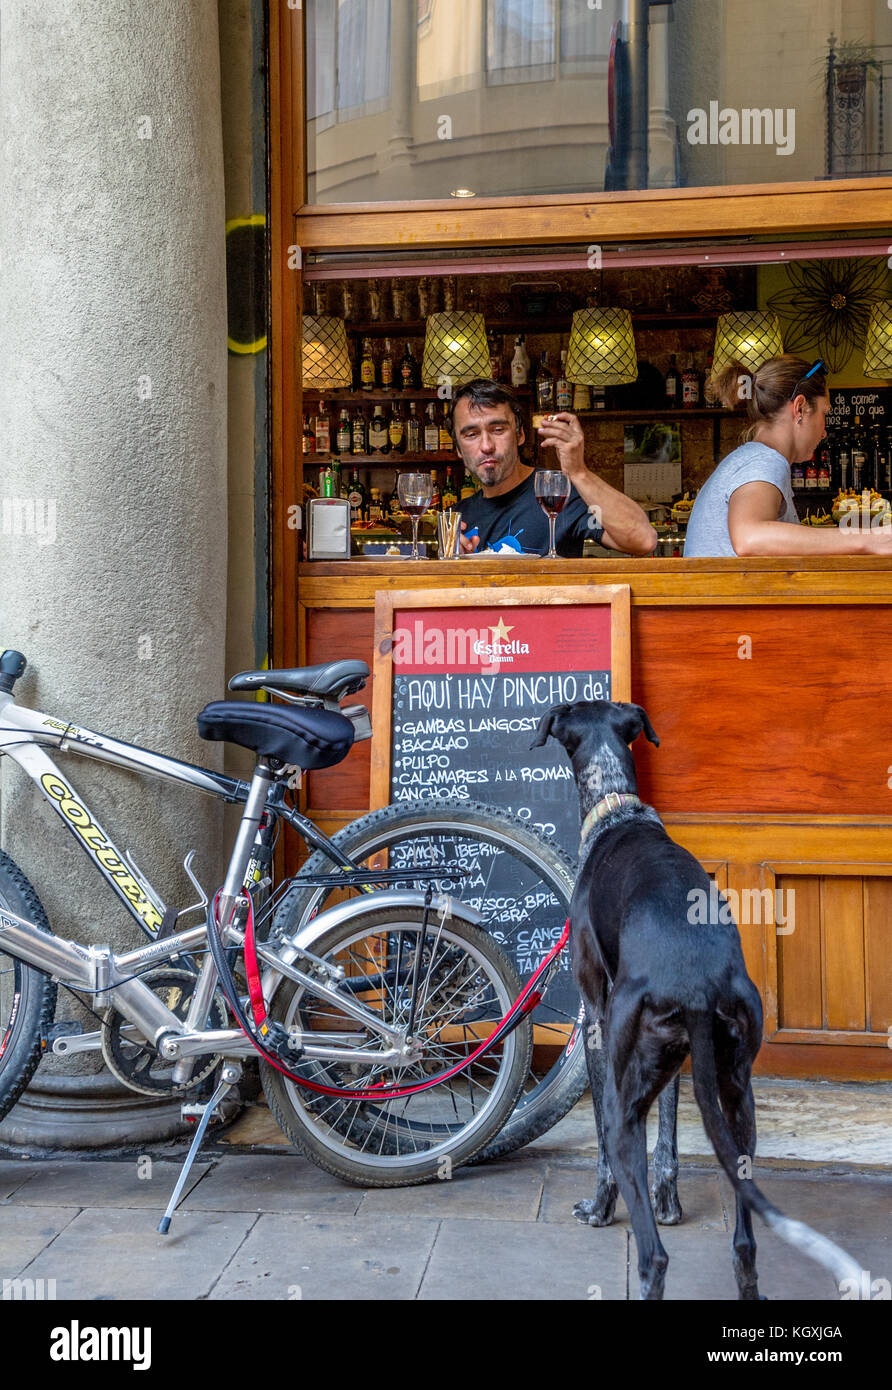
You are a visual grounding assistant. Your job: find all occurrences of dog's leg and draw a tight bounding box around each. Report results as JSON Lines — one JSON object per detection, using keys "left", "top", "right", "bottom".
{"left": 651, "top": 1073, "right": 683, "bottom": 1225}
{"left": 573, "top": 995, "right": 619, "bottom": 1228}
{"left": 718, "top": 1049, "right": 761, "bottom": 1300}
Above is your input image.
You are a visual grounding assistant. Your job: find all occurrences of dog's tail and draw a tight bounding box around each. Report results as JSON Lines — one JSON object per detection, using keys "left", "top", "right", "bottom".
{"left": 685, "top": 1009, "right": 861, "bottom": 1289}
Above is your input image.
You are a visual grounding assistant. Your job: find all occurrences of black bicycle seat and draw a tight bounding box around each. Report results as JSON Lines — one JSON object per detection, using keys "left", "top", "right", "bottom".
{"left": 197, "top": 701, "right": 354, "bottom": 770}
{"left": 228, "top": 660, "right": 369, "bottom": 701}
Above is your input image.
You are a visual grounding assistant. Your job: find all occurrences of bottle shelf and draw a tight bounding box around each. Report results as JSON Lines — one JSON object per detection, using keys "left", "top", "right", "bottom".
{"left": 332, "top": 311, "right": 726, "bottom": 337}
{"left": 302, "top": 387, "right": 532, "bottom": 401}
{"left": 576, "top": 407, "right": 742, "bottom": 419}
{"left": 305, "top": 453, "right": 458, "bottom": 465}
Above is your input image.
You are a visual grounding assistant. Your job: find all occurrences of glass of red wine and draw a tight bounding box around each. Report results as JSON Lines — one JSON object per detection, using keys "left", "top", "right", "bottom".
{"left": 398, "top": 471, "right": 434, "bottom": 559}
{"left": 534, "top": 469, "right": 571, "bottom": 558}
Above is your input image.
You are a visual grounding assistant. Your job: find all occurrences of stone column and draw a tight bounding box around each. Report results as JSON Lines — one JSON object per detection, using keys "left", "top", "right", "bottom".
{"left": 0, "top": 0, "right": 228, "bottom": 1146}
{"left": 647, "top": 3, "right": 678, "bottom": 189}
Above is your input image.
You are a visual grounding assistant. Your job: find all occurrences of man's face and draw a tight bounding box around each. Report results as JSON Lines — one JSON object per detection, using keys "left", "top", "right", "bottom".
{"left": 452, "top": 398, "right": 525, "bottom": 490}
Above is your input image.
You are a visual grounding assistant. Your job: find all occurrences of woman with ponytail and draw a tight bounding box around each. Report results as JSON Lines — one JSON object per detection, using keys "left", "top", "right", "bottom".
{"left": 684, "top": 355, "right": 892, "bottom": 557}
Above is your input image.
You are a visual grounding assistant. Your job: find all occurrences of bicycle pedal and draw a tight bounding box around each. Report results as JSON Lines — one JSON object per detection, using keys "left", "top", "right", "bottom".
{"left": 180, "top": 1101, "right": 224, "bottom": 1124}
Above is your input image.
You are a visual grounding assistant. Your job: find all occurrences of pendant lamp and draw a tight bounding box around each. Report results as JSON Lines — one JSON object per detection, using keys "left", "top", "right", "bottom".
{"left": 421, "top": 312, "right": 491, "bottom": 388}
{"left": 565, "top": 308, "right": 638, "bottom": 385}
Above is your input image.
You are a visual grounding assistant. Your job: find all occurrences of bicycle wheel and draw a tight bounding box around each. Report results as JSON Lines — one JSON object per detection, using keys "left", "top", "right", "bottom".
{"left": 261, "top": 905, "right": 532, "bottom": 1185}
{"left": 0, "top": 851, "right": 57, "bottom": 1121}
{"left": 272, "top": 800, "right": 586, "bottom": 1161}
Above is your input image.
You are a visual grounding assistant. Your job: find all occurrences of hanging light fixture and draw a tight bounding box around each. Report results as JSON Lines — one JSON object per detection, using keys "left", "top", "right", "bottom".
{"left": 565, "top": 308, "right": 638, "bottom": 385}
{"left": 301, "top": 315, "right": 353, "bottom": 390}
{"left": 712, "top": 312, "right": 784, "bottom": 373}
{"left": 863, "top": 301, "right": 892, "bottom": 379}
{"left": 421, "top": 312, "right": 491, "bottom": 388}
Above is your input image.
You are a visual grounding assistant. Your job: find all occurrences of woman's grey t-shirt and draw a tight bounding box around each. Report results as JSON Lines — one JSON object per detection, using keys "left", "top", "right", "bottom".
{"left": 683, "top": 442, "right": 799, "bottom": 558}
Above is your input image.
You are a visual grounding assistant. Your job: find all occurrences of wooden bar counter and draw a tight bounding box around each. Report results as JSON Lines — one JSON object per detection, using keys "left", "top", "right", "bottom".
{"left": 294, "top": 556, "right": 892, "bottom": 1081}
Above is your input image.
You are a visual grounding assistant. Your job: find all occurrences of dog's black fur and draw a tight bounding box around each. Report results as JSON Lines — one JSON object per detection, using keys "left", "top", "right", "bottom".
{"left": 532, "top": 699, "right": 860, "bottom": 1301}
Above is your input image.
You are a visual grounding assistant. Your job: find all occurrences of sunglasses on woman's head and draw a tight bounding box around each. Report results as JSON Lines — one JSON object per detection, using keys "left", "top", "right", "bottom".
{"left": 789, "top": 359, "right": 827, "bottom": 401}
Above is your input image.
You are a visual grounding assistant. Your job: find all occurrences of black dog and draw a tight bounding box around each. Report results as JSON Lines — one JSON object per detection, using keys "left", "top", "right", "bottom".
{"left": 532, "top": 699, "right": 861, "bottom": 1301}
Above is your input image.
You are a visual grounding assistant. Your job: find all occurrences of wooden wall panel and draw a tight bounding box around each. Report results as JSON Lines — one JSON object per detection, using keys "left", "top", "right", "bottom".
{"left": 865, "top": 878, "right": 892, "bottom": 1035}
{"left": 303, "top": 606, "right": 375, "bottom": 814}
{"left": 631, "top": 606, "right": 892, "bottom": 815}
{"left": 776, "top": 876, "right": 823, "bottom": 1031}
{"left": 822, "top": 878, "right": 867, "bottom": 1032}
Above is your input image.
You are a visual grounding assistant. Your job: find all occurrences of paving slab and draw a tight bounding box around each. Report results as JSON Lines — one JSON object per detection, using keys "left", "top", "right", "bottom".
{"left": 19, "top": 1207, "right": 258, "bottom": 1300}
{"left": 660, "top": 1226, "right": 840, "bottom": 1302}
{"left": 210, "top": 1212, "right": 439, "bottom": 1300}
{"left": 539, "top": 1164, "right": 728, "bottom": 1231}
{"left": 181, "top": 1154, "right": 363, "bottom": 1215}
{"left": 419, "top": 1215, "right": 628, "bottom": 1300}
{"left": 0, "top": 1204, "right": 80, "bottom": 1274}
{"left": 0, "top": 1159, "right": 43, "bottom": 1201}
{"left": 358, "top": 1157, "right": 545, "bottom": 1222}
{"left": 718, "top": 1171, "right": 892, "bottom": 1244}
{"left": 2, "top": 1159, "right": 211, "bottom": 1209}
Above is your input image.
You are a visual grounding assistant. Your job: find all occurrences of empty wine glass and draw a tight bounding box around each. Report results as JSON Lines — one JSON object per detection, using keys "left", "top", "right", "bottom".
{"left": 534, "top": 470, "right": 571, "bottom": 559}
{"left": 398, "top": 471, "right": 434, "bottom": 559}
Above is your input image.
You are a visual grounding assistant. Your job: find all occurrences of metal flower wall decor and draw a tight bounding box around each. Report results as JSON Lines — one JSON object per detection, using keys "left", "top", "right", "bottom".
{"left": 766, "top": 258, "right": 891, "bottom": 374}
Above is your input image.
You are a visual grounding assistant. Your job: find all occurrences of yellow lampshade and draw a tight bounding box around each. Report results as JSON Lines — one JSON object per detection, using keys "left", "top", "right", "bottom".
{"left": 421, "top": 312, "right": 491, "bottom": 388}
{"left": 565, "top": 308, "right": 638, "bottom": 386}
{"left": 863, "top": 301, "right": 892, "bottom": 379}
{"left": 712, "top": 312, "right": 784, "bottom": 373}
{"left": 301, "top": 315, "right": 353, "bottom": 390}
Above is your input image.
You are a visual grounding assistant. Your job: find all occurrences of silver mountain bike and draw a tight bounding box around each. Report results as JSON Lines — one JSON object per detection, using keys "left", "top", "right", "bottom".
{"left": 0, "top": 649, "right": 582, "bottom": 1224}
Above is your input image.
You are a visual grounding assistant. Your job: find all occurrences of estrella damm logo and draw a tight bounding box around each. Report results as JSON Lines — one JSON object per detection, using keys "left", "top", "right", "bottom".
{"left": 39, "top": 774, "right": 163, "bottom": 931}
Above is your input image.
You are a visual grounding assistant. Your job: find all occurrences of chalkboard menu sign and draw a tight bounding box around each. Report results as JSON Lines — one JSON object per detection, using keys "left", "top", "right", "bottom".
{"left": 827, "top": 387, "right": 892, "bottom": 430}
{"left": 372, "top": 586, "right": 631, "bottom": 1027}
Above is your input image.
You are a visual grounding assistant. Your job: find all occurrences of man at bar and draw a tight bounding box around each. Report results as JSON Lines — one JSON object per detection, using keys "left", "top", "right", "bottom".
{"left": 449, "top": 379, "right": 656, "bottom": 557}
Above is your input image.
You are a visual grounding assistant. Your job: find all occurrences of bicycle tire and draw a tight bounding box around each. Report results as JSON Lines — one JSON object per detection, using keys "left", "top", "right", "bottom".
{"left": 0, "top": 851, "right": 57, "bottom": 1121}
{"left": 274, "top": 800, "right": 587, "bottom": 1161}
{"left": 261, "top": 904, "right": 532, "bottom": 1185}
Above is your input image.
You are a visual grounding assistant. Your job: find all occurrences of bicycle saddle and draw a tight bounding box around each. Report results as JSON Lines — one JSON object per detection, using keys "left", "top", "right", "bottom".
{"left": 228, "top": 660, "right": 369, "bottom": 701}
{"left": 197, "top": 701, "right": 354, "bottom": 770}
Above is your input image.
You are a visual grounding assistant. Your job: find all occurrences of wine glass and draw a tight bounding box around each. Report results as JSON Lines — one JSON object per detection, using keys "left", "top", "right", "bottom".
{"left": 534, "top": 470, "right": 571, "bottom": 559}
{"left": 398, "top": 472, "right": 434, "bottom": 559}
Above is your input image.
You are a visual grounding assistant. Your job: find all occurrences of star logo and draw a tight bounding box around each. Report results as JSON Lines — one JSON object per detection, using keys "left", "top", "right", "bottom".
{"left": 489, "top": 618, "right": 514, "bottom": 644}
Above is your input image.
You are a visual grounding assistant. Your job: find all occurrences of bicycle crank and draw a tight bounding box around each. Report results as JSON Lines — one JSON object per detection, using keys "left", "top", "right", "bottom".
{"left": 100, "top": 968, "right": 229, "bottom": 1096}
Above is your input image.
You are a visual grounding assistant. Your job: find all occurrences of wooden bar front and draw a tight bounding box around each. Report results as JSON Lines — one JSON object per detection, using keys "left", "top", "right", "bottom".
{"left": 293, "top": 556, "right": 892, "bottom": 1082}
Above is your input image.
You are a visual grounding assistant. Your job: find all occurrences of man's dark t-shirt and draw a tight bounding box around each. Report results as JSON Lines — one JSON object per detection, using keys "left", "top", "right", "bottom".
{"left": 453, "top": 472, "right": 603, "bottom": 557}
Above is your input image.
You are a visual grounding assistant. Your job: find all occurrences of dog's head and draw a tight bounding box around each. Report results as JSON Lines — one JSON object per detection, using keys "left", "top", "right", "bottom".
{"left": 530, "top": 700, "right": 659, "bottom": 799}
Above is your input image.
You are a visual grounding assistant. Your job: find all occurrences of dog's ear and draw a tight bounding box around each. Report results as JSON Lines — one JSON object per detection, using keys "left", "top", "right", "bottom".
{"left": 610, "top": 702, "right": 660, "bottom": 748}
{"left": 530, "top": 708, "right": 559, "bottom": 749}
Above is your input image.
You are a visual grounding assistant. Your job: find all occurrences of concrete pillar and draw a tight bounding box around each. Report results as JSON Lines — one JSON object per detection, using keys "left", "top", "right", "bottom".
{"left": 648, "top": 4, "right": 678, "bottom": 189}
{"left": 0, "top": 0, "right": 228, "bottom": 1146}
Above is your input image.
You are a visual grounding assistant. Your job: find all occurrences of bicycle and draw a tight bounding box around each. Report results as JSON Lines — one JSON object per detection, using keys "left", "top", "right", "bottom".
{"left": 0, "top": 648, "right": 582, "bottom": 1225}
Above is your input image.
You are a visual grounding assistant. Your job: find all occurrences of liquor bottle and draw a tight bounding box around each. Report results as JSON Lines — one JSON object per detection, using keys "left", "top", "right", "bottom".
{"left": 816, "top": 440, "right": 831, "bottom": 491}
{"left": 368, "top": 404, "right": 389, "bottom": 456}
{"left": 360, "top": 338, "right": 376, "bottom": 391}
{"left": 336, "top": 408, "right": 352, "bottom": 453}
{"left": 302, "top": 414, "right": 316, "bottom": 456}
{"left": 388, "top": 401, "right": 405, "bottom": 455}
{"left": 460, "top": 467, "right": 476, "bottom": 501}
{"left": 488, "top": 333, "right": 503, "bottom": 382}
{"left": 330, "top": 456, "right": 344, "bottom": 499}
{"left": 380, "top": 338, "right": 394, "bottom": 391}
{"left": 681, "top": 354, "right": 700, "bottom": 408}
{"left": 556, "top": 350, "right": 572, "bottom": 412}
{"left": 442, "top": 465, "right": 458, "bottom": 510}
{"left": 387, "top": 472, "right": 401, "bottom": 520}
{"left": 804, "top": 454, "right": 818, "bottom": 490}
{"left": 592, "top": 385, "right": 607, "bottom": 410}
{"left": 424, "top": 402, "right": 440, "bottom": 452}
{"left": 319, "top": 465, "right": 334, "bottom": 498}
{"left": 510, "top": 335, "right": 530, "bottom": 387}
{"left": 367, "top": 488, "right": 385, "bottom": 523}
{"left": 438, "top": 401, "right": 453, "bottom": 451}
{"left": 405, "top": 401, "right": 421, "bottom": 453}
{"left": 878, "top": 425, "right": 892, "bottom": 492}
{"left": 535, "top": 350, "right": 555, "bottom": 411}
{"left": 314, "top": 401, "right": 331, "bottom": 455}
{"left": 351, "top": 405, "right": 368, "bottom": 455}
{"left": 870, "top": 423, "right": 888, "bottom": 492}
{"left": 400, "top": 343, "right": 419, "bottom": 390}
{"left": 851, "top": 412, "right": 869, "bottom": 492}
{"left": 836, "top": 422, "right": 852, "bottom": 491}
{"left": 429, "top": 469, "right": 441, "bottom": 511}
{"left": 347, "top": 467, "right": 366, "bottom": 523}
{"left": 790, "top": 458, "right": 805, "bottom": 489}
{"left": 703, "top": 354, "right": 720, "bottom": 408}
{"left": 572, "top": 383, "right": 592, "bottom": 411}
{"left": 664, "top": 355, "right": 680, "bottom": 408}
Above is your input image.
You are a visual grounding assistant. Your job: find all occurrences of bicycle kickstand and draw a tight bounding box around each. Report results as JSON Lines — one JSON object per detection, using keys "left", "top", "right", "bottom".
{"left": 157, "top": 1061, "right": 242, "bottom": 1236}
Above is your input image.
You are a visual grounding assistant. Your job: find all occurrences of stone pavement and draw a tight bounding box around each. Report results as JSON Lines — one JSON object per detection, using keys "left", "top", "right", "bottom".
{"left": 0, "top": 1083, "right": 890, "bottom": 1301}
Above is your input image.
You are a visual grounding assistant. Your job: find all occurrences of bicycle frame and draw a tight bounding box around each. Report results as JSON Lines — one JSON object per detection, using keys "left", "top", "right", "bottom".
{"left": 0, "top": 690, "right": 468, "bottom": 1071}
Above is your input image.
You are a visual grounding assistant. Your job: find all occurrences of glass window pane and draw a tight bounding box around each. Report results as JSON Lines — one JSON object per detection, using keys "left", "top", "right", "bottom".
{"left": 487, "top": 0, "right": 555, "bottom": 84}
{"left": 336, "top": 0, "right": 391, "bottom": 112}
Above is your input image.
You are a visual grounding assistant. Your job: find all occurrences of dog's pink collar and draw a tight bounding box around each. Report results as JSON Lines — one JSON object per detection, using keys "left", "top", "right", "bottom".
{"left": 579, "top": 793, "right": 642, "bottom": 853}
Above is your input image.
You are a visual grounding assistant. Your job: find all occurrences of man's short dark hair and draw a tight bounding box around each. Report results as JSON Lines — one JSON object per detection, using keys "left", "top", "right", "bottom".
{"left": 450, "top": 379, "right": 525, "bottom": 442}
